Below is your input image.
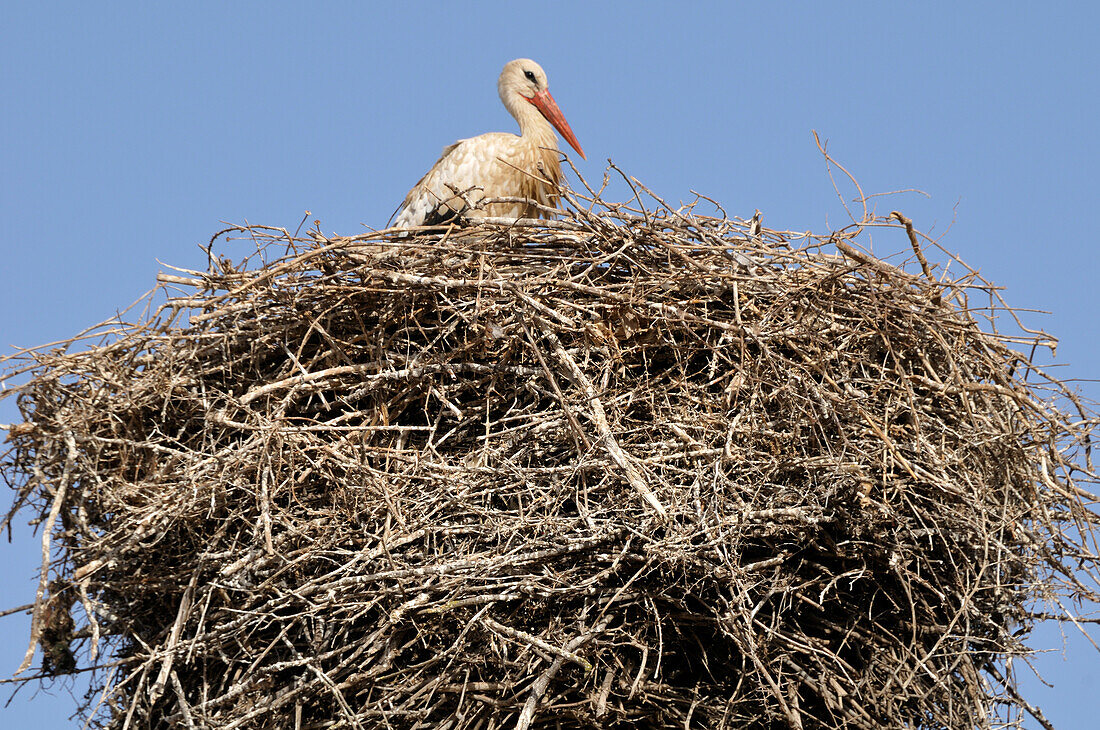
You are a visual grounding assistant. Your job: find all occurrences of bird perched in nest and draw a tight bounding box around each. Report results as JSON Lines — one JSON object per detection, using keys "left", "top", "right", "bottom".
{"left": 392, "top": 58, "right": 586, "bottom": 230}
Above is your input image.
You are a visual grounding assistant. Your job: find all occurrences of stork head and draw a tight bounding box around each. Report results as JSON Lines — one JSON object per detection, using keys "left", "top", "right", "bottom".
{"left": 498, "top": 58, "right": 586, "bottom": 160}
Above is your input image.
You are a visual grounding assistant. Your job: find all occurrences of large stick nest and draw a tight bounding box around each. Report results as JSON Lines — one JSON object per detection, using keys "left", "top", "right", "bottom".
{"left": 2, "top": 185, "right": 1098, "bottom": 729}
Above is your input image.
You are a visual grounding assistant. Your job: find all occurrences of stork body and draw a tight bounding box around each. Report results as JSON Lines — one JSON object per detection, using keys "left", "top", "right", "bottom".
{"left": 393, "top": 59, "right": 585, "bottom": 229}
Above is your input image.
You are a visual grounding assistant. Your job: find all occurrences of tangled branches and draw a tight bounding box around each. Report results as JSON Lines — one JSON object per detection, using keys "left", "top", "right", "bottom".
{"left": 2, "top": 187, "right": 1098, "bottom": 729}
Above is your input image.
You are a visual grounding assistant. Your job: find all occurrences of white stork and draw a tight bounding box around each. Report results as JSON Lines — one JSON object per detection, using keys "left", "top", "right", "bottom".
{"left": 393, "top": 58, "right": 585, "bottom": 230}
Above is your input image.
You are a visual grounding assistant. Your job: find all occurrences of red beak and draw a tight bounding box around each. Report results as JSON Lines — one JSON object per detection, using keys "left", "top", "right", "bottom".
{"left": 528, "top": 89, "right": 586, "bottom": 160}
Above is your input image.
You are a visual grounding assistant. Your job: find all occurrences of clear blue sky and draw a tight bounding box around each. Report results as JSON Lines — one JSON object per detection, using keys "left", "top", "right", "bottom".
{"left": 2, "top": 3, "right": 1097, "bottom": 727}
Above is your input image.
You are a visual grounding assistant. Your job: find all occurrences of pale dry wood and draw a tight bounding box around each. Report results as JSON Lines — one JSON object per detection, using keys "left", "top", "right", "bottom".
{"left": 2, "top": 177, "right": 1097, "bottom": 730}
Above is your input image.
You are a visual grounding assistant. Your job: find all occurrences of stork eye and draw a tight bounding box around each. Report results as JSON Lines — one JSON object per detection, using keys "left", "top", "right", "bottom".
{"left": 523, "top": 70, "right": 537, "bottom": 83}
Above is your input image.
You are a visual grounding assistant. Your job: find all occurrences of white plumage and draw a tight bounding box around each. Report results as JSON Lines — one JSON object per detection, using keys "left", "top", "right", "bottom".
{"left": 393, "top": 59, "right": 585, "bottom": 230}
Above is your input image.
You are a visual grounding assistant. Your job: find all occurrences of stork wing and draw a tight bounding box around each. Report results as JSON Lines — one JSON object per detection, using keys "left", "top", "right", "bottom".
{"left": 393, "top": 141, "right": 473, "bottom": 228}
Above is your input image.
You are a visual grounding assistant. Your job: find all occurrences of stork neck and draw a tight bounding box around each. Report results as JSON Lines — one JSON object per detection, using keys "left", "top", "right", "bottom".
{"left": 511, "top": 96, "right": 559, "bottom": 149}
